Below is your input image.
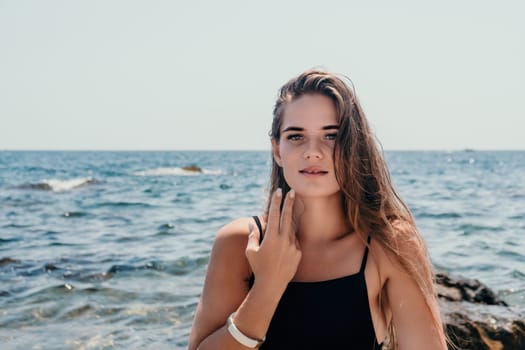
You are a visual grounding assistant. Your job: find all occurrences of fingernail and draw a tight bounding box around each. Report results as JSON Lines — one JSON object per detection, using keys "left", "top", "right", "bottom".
{"left": 276, "top": 188, "right": 282, "bottom": 197}
{"left": 289, "top": 189, "right": 295, "bottom": 198}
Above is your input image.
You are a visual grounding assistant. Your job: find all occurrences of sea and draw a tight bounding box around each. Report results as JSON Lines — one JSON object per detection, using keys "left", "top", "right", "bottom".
{"left": 0, "top": 150, "right": 524, "bottom": 349}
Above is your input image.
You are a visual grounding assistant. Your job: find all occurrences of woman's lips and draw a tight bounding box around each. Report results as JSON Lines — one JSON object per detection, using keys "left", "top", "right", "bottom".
{"left": 299, "top": 168, "right": 328, "bottom": 176}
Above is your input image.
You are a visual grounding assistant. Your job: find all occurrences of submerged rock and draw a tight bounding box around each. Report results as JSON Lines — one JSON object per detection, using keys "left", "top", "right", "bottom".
{"left": 182, "top": 165, "right": 203, "bottom": 173}
{"left": 0, "top": 257, "right": 20, "bottom": 266}
{"left": 437, "top": 272, "right": 525, "bottom": 350}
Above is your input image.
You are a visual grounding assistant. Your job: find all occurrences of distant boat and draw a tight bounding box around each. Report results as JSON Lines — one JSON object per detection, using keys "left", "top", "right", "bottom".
{"left": 463, "top": 148, "right": 475, "bottom": 152}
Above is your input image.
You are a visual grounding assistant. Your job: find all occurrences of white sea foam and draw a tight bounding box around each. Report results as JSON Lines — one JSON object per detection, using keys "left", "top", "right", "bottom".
{"left": 133, "top": 167, "right": 223, "bottom": 177}
{"left": 42, "top": 177, "right": 95, "bottom": 192}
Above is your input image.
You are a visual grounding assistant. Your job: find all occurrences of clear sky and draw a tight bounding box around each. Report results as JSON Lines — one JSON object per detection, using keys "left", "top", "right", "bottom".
{"left": 1, "top": 0, "right": 523, "bottom": 150}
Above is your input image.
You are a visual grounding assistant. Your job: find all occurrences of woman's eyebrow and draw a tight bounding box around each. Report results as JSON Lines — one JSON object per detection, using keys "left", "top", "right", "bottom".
{"left": 282, "top": 125, "right": 339, "bottom": 133}
{"left": 282, "top": 126, "right": 304, "bottom": 133}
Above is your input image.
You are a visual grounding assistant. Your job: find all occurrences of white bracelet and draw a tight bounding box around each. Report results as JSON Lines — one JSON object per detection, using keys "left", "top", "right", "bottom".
{"left": 227, "top": 312, "right": 266, "bottom": 348}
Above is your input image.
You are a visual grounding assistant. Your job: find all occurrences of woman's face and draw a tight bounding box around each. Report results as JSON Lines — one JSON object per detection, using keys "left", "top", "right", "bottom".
{"left": 273, "top": 93, "right": 341, "bottom": 198}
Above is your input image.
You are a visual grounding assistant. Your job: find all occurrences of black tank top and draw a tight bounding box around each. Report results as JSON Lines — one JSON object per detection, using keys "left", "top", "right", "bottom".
{"left": 250, "top": 216, "right": 383, "bottom": 350}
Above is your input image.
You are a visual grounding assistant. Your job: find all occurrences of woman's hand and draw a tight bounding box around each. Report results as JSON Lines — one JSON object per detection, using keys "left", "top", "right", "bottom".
{"left": 245, "top": 188, "right": 302, "bottom": 291}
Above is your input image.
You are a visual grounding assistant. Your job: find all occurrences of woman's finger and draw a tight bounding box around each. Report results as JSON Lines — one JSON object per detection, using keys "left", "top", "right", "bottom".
{"left": 280, "top": 189, "right": 295, "bottom": 242}
{"left": 266, "top": 188, "right": 282, "bottom": 238}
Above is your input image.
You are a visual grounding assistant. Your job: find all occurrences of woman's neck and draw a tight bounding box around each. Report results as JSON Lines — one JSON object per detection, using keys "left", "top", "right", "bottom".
{"left": 292, "top": 192, "right": 353, "bottom": 246}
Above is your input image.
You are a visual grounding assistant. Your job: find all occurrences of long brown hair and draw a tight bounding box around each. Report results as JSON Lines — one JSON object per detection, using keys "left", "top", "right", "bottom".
{"left": 266, "top": 70, "right": 446, "bottom": 349}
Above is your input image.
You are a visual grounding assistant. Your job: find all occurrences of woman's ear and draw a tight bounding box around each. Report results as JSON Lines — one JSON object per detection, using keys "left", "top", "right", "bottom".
{"left": 271, "top": 139, "right": 282, "bottom": 167}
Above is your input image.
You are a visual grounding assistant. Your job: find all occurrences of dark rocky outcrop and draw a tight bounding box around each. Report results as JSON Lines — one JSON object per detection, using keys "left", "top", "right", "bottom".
{"left": 437, "top": 272, "right": 525, "bottom": 350}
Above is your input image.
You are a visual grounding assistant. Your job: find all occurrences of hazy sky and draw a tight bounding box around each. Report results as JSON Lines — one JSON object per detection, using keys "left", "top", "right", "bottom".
{"left": 1, "top": 0, "right": 523, "bottom": 150}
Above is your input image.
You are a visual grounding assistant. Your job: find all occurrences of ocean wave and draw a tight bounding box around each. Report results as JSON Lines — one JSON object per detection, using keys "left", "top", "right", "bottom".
{"left": 133, "top": 167, "right": 223, "bottom": 177}
{"left": 19, "top": 177, "right": 96, "bottom": 192}
{"left": 103, "top": 257, "right": 207, "bottom": 277}
{"left": 96, "top": 201, "right": 153, "bottom": 208}
{"left": 0, "top": 237, "right": 22, "bottom": 245}
{"left": 62, "top": 211, "right": 88, "bottom": 218}
{"left": 0, "top": 257, "right": 207, "bottom": 282}
{"left": 416, "top": 211, "right": 462, "bottom": 219}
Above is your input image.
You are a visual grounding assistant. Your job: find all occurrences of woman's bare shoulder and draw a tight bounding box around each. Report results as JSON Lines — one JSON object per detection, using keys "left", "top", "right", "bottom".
{"left": 216, "top": 217, "right": 253, "bottom": 238}
{"left": 212, "top": 217, "right": 256, "bottom": 250}
{"left": 210, "top": 217, "right": 262, "bottom": 267}
{"left": 196, "top": 217, "right": 260, "bottom": 316}
{"left": 368, "top": 219, "right": 424, "bottom": 277}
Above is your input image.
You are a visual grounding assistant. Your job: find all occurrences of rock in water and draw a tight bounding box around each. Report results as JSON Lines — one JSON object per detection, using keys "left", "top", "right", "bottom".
{"left": 437, "top": 273, "right": 507, "bottom": 305}
{"left": 182, "top": 165, "right": 202, "bottom": 173}
{"left": 437, "top": 272, "right": 525, "bottom": 350}
{"left": 0, "top": 257, "right": 20, "bottom": 266}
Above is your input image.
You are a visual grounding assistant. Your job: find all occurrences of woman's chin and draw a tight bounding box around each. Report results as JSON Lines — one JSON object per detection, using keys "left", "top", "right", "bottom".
{"left": 292, "top": 188, "right": 342, "bottom": 199}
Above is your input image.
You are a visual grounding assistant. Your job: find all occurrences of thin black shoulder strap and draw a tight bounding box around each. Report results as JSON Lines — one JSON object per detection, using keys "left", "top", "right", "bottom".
{"left": 359, "top": 235, "right": 372, "bottom": 274}
{"left": 252, "top": 216, "right": 264, "bottom": 243}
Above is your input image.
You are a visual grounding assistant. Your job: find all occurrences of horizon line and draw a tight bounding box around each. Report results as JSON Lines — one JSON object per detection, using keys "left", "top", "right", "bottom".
{"left": 1, "top": 148, "right": 525, "bottom": 152}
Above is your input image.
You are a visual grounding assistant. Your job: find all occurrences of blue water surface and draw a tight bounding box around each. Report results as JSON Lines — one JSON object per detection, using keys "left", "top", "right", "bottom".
{"left": 0, "top": 150, "right": 524, "bottom": 349}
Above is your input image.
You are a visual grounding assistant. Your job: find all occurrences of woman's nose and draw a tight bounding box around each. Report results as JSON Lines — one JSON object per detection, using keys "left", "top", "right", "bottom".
{"left": 303, "top": 140, "right": 323, "bottom": 159}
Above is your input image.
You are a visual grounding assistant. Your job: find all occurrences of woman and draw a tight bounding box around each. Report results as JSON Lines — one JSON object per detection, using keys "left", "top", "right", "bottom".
{"left": 189, "top": 70, "right": 447, "bottom": 349}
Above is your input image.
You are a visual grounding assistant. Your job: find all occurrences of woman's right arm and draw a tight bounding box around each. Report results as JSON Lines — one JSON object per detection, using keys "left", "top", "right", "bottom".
{"left": 189, "top": 189, "right": 300, "bottom": 350}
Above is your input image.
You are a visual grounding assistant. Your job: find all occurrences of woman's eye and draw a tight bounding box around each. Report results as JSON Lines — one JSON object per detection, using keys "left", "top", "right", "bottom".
{"left": 287, "top": 134, "right": 303, "bottom": 141}
{"left": 325, "top": 133, "right": 337, "bottom": 140}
